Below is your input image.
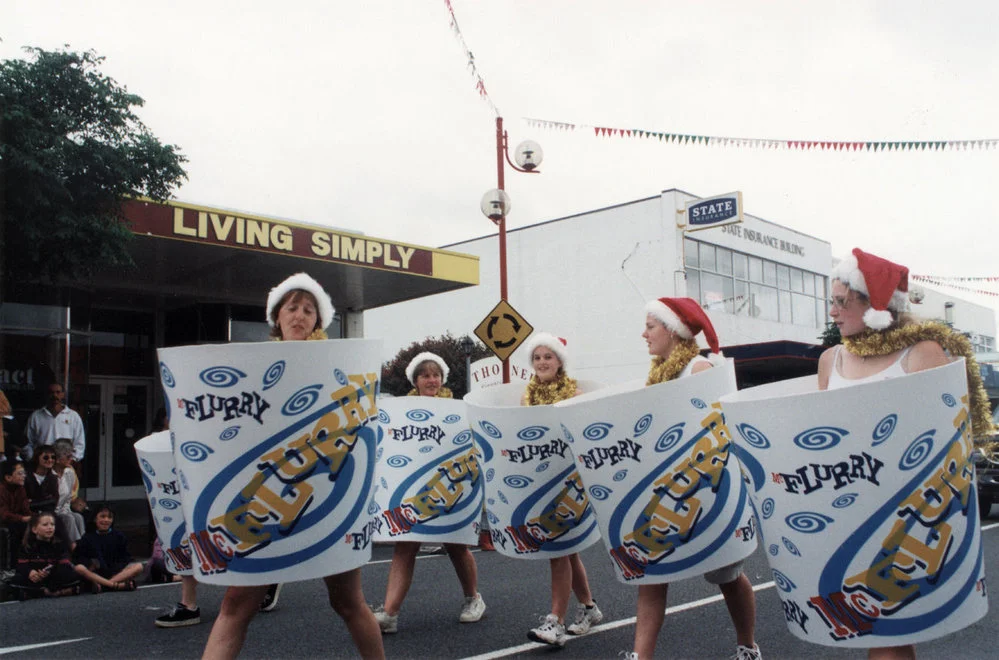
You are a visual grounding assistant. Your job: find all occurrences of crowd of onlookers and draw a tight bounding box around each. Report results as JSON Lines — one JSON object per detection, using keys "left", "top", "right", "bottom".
{"left": 1, "top": 387, "right": 147, "bottom": 600}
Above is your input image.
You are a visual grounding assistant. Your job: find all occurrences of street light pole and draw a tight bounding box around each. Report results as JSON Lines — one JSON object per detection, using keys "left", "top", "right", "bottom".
{"left": 481, "top": 117, "right": 542, "bottom": 383}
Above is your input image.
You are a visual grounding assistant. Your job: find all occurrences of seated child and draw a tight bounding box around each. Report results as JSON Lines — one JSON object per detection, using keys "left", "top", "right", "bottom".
{"left": 10, "top": 511, "right": 81, "bottom": 598}
{"left": 73, "top": 505, "right": 143, "bottom": 592}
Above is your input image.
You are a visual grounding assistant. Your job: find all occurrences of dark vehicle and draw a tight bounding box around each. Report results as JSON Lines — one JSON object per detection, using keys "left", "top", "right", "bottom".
{"left": 974, "top": 407, "right": 999, "bottom": 519}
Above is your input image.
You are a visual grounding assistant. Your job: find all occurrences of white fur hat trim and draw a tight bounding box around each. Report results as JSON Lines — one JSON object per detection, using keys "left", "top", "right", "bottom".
{"left": 831, "top": 254, "right": 908, "bottom": 313}
{"left": 644, "top": 300, "right": 693, "bottom": 339}
{"left": 405, "top": 352, "right": 449, "bottom": 385}
{"left": 523, "top": 332, "right": 569, "bottom": 370}
{"left": 266, "top": 273, "right": 335, "bottom": 330}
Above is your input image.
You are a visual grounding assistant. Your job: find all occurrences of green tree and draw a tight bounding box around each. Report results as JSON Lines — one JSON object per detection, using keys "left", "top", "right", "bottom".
{"left": 819, "top": 321, "right": 841, "bottom": 347}
{"left": 381, "top": 334, "right": 493, "bottom": 399}
{"left": 0, "top": 47, "right": 187, "bottom": 293}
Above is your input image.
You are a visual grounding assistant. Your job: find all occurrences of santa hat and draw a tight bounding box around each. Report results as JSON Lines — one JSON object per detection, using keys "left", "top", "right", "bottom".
{"left": 405, "top": 352, "right": 450, "bottom": 385}
{"left": 645, "top": 297, "right": 725, "bottom": 365}
{"left": 266, "top": 273, "right": 335, "bottom": 330}
{"left": 831, "top": 248, "right": 909, "bottom": 330}
{"left": 523, "top": 332, "right": 569, "bottom": 370}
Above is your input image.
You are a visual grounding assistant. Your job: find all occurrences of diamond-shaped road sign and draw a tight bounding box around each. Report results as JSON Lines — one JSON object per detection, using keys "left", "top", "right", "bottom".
{"left": 473, "top": 300, "right": 534, "bottom": 362}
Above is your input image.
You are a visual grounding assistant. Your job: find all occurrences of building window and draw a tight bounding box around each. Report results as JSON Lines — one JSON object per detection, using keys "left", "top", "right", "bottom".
{"left": 684, "top": 236, "right": 828, "bottom": 329}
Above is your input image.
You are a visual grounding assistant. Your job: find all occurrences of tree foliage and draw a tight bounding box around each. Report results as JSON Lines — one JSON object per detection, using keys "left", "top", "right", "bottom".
{"left": 819, "top": 321, "right": 841, "bottom": 347}
{"left": 0, "top": 47, "right": 187, "bottom": 286}
{"left": 381, "top": 333, "right": 493, "bottom": 399}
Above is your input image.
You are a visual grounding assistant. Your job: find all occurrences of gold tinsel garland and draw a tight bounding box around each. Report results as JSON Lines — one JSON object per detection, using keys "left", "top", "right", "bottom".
{"left": 407, "top": 386, "right": 453, "bottom": 399}
{"left": 525, "top": 374, "right": 578, "bottom": 406}
{"left": 842, "top": 321, "right": 995, "bottom": 443}
{"left": 646, "top": 339, "right": 702, "bottom": 386}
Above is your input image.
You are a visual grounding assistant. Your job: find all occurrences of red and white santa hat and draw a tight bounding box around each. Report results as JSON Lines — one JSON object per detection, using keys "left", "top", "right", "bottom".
{"left": 645, "top": 297, "right": 725, "bottom": 365}
{"left": 831, "top": 248, "right": 909, "bottom": 330}
{"left": 266, "top": 273, "right": 335, "bottom": 330}
{"left": 524, "top": 332, "right": 569, "bottom": 370}
{"left": 405, "top": 352, "right": 450, "bottom": 386}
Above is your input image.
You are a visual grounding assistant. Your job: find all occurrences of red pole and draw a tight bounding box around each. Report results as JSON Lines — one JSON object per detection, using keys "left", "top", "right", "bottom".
{"left": 496, "top": 116, "right": 510, "bottom": 384}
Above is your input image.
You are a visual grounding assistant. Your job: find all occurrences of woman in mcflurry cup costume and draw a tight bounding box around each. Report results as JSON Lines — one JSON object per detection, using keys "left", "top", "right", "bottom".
{"left": 202, "top": 273, "right": 385, "bottom": 660}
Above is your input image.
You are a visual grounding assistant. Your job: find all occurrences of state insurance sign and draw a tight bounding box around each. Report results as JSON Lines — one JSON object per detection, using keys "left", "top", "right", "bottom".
{"left": 684, "top": 191, "right": 743, "bottom": 231}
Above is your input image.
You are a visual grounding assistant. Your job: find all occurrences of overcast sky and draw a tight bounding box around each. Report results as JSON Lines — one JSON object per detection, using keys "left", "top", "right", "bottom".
{"left": 4, "top": 1, "right": 998, "bottom": 318}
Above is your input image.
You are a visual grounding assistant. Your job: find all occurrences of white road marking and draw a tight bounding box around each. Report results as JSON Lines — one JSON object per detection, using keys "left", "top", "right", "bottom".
{"left": 0, "top": 638, "right": 90, "bottom": 655}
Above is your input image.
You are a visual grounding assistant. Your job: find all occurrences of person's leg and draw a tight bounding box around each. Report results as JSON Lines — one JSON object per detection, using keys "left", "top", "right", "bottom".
{"left": 324, "top": 570, "right": 385, "bottom": 660}
{"left": 567, "top": 553, "right": 595, "bottom": 605}
{"left": 718, "top": 573, "right": 756, "bottom": 648}
{"left": 108, "top": 562, "right": 144, "bottom": 586}
{"left": 869, "top": 646, "right": 916, "bottom": 660}
{"left": 202, "top": 585, "right": 269, "bottom": 660}
{"left": 443, "top": 543, "right": 478, "bottom": 598}
{"left": 382, "top": 542, "right": 419, "bottom": 614}
{"left": 74, "top": 563, "right": 117, "bottom": 589}
{"left": 565, "top": 553, "right": 602, "bottom": 635}
{"left": 181, "top": 574, "right": 198, "bottom": 609}
{"left": 548, "top": 555, "right": 572, "bottom": 621}
{"left": 633, "top": 583, "right": 668, "bottom": 660}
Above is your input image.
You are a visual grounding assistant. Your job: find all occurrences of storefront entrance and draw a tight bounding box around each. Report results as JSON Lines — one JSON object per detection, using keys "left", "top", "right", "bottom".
{"left": 82, "top": 377, "right": 152, "bottom": 501}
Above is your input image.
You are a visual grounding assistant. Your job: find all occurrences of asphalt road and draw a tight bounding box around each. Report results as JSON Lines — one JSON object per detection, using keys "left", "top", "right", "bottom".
{"left": 3, "top": 517, "right": 998, "bottom": 659}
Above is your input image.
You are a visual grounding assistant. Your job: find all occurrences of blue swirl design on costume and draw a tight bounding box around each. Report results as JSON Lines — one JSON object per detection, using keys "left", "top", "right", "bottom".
{"left": 159, "top": 498, "right": 181, "bottom": 511}
{"left": 162, "top": 516, "right": 173, "bottom": 523}
{"left": 199, "top": 365, "right": 247, "bottom": 388}
{"left": 769, "top": 543, "right": 779, "bottom": 556}
{"left": 150, "top": 497, "right": 157, "bottom": 509}
{"left": 633, "top": 414, "right": 653, "bottom": 437}
{"left": 589, "top": 484, "right": 612, "bottom": 501}
{"left": 453, "top": 430, "right": 473, "bottom": 446}
{"left": 736, "top": 423, "right": 770, "bottom": 449}
{"left": 899, "top": 431, "right": 935, "bottom": 470}
{"left": 496, "top": 491, "right": 508, "bottom": 505}
{"left": 793, "top": 426, "right": 847, "bottom": 451}
{"left": 419, "top": 445, "right": 434, "bottom": 454}
{"left": 334, "top": 369, "right": 348, "bottom": 386}
{"left": 561, "top": 424, "right": 575, "bottom": 444}
{"left": 262, "top": 360, "right": 285, "bottom": 391}
{"left": 180, "top": 442, "right": 214, "bottom": 462}
{"left": 169, "top": 431, "right": 176, "bottom": 454}
{"left": 141, "top": 459, "right": 155, "bottom": 476}
{"left": 508, "top": 464, "right": 597, "bottom": 552}
{"left": 219, "top": 426, "right": 240, "bottom": 442}
{"left": 380, "top": 477, "right": 388, "bottom": 490}
{"left": 386, "top": 455, "right": 411, "bottom": 468}
{"left": 730, "top": 444, "right": 767, "bottom": 493}
{"left": 406, "top": 409, "right": 433, "bottom": 422}
{"left": 832, "top": 493, "right": 858, "bottom": 509}
{"left": 785, "top": 511, "right": 834, "bottom": 534}
{"left": 487, "top": 512, "right": 499, "bottom": 524}
{"left": 159, "top": 362, "right": 176, "bottom": 388}
{"left": 583, "top": 422, "right": 613, "bottom": 441}
{"left": 782, "top": 536, "right": 801, "bottom": 557}
{"left": 654, "top": 423, "right": 685, "bottom": 452}
{"left": 517, "top": 425, "right": 549, "bottom": 441}
{"left": 282, "top": 384, "right": 322, "bottom": 416}
{"left": 367, "top": 499, "right": 380, "bottom": 515}
{"left": 442, "top": 414, "right": 461, "bottom": 424}
{"left": 485, "top": 468, "right": 495, "bottom": 482}
{"left": 872, "top": 414, "right": 897, "bottom": 446}
{"left": 760, "top": 497, "right": 775, "bottom": 519}
{"left": 504, "top": 475, "right": 533, "bottom": 489}
{"left": 772, "top": 569, "right": 796, "bottom": 593}
{"left": 690, "top": 398, "right": 707, "bottom": 409}
{"left": 613, "top": 469, "right": 628, "bottom": 482}
{"left": 375, "top": 447, "right": 384, "bottom": 462}
{"left": 536, "top": 461, "right": 550, "bottom": 473}
{"left": 941, "top": 393, "right": 957, "bottom": 408}
{"left": 377, "top": 409, "right": 390, "bottom": 424}
{"left": 179, "top": 470, "right": 189, "bottom": 491}
{"left": 142, "top": 472, "right": 152, "bottom": 493}
{"left": 479, "top": 420, "right": 502, "bottom": 439}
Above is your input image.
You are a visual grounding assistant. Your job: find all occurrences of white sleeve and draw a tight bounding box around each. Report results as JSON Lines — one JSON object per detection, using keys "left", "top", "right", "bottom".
{"left": 71, "top": 412, "right": 86, "bottom": 461}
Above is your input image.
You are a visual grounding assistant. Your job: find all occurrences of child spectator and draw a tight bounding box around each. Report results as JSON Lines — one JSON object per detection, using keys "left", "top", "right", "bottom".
{"left": 1, "top": 461, "right": 31, "bottom": 563}
{"left": 73, "top": 504, "right": 143, "bottom": 592}
{"left": 10, "top": 511, "right": 81, "bottom": 598}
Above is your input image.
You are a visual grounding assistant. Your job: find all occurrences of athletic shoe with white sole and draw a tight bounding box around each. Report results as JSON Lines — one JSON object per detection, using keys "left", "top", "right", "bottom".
{"left": 527, "top": 613, "right": 567, "bottom": 647}
{"left": 373, "top": 606, "right": 399, "bottom": 634}
{"left": 259, "top": 584, "right": 281, "bottom": 612}
{"left": 155, "top": 603, "right": 201, "bottom": 628}
{"left": 566, "top": 601, "right": 603, "bottom": 635}
{"left": 459, "top": 593, "right": 486, "bottom": 622}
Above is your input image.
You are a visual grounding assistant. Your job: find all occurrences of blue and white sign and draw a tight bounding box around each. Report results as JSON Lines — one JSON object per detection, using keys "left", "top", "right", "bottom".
{"left": 685, "top": 191, "right": 743, "bottom": 231}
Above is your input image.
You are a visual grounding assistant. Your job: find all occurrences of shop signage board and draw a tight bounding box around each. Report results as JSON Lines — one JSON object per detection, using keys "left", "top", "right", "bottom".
{"left": 684, "top": 191, "right": 743, "bottom": 231}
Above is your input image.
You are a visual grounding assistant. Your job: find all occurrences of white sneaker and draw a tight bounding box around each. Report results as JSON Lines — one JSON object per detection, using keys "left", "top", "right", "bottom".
{"left": 527, "top": 613, "right": 567, "bottom": 647}
{"left": 733, "top": 643, "right": 762, "bottom": 660}
{"left": 459, "top": 593, "right": 486, "bottom": 623}
{"left": 619, "top": 653, "right": 639, "bottom": 660}
{"left": 566, "top": 601, "right": 603, "bottom": 635}
{"left": 372, "top": 606, "right": 398, "bottom": 634}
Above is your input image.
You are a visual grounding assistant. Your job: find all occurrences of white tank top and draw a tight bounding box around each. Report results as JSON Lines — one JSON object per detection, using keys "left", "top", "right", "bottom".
{"left": 826, "top": 345, "right": 911, "bottom": 390}
{"left": 679, "top": 355, "right": 711, "bottom": 379}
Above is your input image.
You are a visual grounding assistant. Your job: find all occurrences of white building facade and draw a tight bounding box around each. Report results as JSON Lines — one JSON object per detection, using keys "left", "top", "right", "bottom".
{"left": 366, "top": 188, "right": 997, "bottom": 387}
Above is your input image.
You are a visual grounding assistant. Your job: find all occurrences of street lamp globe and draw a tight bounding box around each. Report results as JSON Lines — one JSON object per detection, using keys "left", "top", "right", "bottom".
{"left": 514, "top": 140, "right": 543, "bottom": 171}
{"left": 480, "top": 188, "right": 511, "bottom": 222}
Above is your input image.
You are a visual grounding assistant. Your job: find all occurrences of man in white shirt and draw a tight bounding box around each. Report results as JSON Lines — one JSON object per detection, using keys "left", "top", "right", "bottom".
{"left": 25, "top": 383, "right": 86, "bottom": 462}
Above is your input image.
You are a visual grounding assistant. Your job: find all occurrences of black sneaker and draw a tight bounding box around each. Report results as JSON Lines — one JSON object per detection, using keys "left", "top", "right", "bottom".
{"left": 260, "top": 584, "right": 282, "bottom": 612}
{"left": 155, "top": 603, "right": 201, "bottom": 628}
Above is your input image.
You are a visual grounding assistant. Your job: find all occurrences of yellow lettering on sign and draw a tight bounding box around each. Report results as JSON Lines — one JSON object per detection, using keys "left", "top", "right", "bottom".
{"left": 343, "top": 237, "right": 364, "bottom": 261}
{"left": 173, "top": 207, "right": 197, "bottom": 237}
{"left": 210, "top": 214, "right": 235, "bottom": 240}
{"left": 366, "top": 242, "right": 382, "bottom": 264}
{"left": 311, "top": 232, "right": 331, "bottom": 257}
{"left": 397, "top": 245, "right": 414, "bottom": 269}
